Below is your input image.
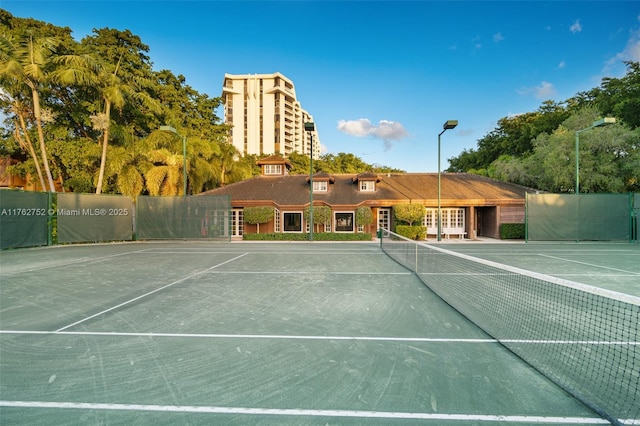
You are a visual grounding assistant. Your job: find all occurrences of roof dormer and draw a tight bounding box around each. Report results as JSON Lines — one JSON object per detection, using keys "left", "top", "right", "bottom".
{"left": 256, "top": 155, "right": 292, "bottom": 176}
{"left": 306, "top": 172, "right": 335, "bottom": 193}
{"left": 353, "top": 172, "right": 380, "bottom": 192}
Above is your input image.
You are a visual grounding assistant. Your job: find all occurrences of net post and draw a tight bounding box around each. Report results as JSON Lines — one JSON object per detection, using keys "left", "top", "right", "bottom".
{"left": 525, "top": 192, "right": 529, "bottom": 243}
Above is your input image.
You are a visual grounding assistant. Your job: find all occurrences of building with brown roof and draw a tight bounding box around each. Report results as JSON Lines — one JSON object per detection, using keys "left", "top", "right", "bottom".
{"left": 201, "top": 156, "right": 535, "bottom": 240}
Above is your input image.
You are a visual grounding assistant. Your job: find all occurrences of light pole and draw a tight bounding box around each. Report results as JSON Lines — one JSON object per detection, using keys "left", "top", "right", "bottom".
{"left": 438, "top": 120, "right": 458, "bottom": 242}
{"left": 305, "top": 122, "right": 315, "bottom": 241}
{"left": 159, "top": 125, "right": 187, "bottom": 197}
{"left": 575, "top": 117, "right": 616, "bottom": 194}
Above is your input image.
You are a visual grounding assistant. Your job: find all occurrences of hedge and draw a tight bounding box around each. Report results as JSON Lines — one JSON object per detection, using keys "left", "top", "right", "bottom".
{"left": 500, "top": 223, "right": 525, "bottom": 239}
{"left": 243, "top": 233, "right": 373, "bottom": 241}
{"left": 395, "top": 225, "right": 427, "bottom": 240}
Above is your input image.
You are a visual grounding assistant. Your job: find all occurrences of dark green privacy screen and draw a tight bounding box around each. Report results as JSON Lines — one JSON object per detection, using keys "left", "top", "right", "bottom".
{"left": 136, "top": 195, "right": 231, "bottom": 240}
{"left": 526, "top": 193, "right": 632, "bottom": 241}
{"left": 0, "top": 190, "right": 48, "bottom": 249}
{"left": 57, "top": 193, "right": 133, "bottom": 243}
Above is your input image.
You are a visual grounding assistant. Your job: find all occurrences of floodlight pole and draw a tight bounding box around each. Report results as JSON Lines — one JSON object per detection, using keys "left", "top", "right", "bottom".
{"left": 305, "top": 122, "right": 315, "bottom": 241}
{"left": 437, "top": 120, "right": 458, "bottom": 242}
{"left": 159, "top": 125, "right": 187, "bottom": 197}
{"left": 574, "top": 117, "right": 616, "bottom": 195}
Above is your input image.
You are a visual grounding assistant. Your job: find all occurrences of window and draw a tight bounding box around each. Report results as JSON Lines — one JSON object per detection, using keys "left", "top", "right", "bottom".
{"left": 274, "top": 208, "right": 280, "bottom": 232}
{"left": 424, "top": 209, "right": 436, "bottom": 228}
{"left": 264, "top": 164, "right": 282, "bottom": 175}
{"left": 454, "top": 209, "right": 464, "bottom": 228}
{"left": 335, "top": 212, "right": 354, "bottom": 232}
{"left": 425, "top": 208, "right": 465, "bottom": 230}
{"left": 283, "top": 212, "right": 302, "bottom": 232}
{"left": 313, "top": 181, "right": 327, "bottom": 192}
{"left": 360, "top": 180, "right": 375, "bottom": 191}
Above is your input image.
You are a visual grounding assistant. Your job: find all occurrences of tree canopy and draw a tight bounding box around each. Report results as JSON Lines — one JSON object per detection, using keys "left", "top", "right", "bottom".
{"left": 447, "top": 61, "right": 640, "bottom": 193}
{"left": 0, "top": 10, "right": 398, "bottom": 195}
{"left": 2, "top": 9, "right": 638, "bottom": 195}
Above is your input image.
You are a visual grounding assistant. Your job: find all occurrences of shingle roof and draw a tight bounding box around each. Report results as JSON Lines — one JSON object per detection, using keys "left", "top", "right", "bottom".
{"left": 200, "top": 173, "right": 535, "bottom": 208}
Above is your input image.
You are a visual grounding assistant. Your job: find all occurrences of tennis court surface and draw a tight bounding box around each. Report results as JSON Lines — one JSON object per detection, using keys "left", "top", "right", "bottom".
{"left": 1, "top": 239, "right": 638, "bottom": 425}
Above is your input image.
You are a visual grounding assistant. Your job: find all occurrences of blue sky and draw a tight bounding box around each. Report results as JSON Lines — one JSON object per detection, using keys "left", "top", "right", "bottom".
{"left": 3, "top": 1, "right": 639, "bottom": 172}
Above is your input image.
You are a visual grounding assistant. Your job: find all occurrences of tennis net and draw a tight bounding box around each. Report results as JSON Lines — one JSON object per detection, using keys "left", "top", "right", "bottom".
{"left": 379, "top": 229, "right": 640, "bottom": 426}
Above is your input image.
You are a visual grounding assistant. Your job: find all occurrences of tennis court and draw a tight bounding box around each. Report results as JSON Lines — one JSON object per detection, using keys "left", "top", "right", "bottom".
{"left": 0, "top": 239, "right": 638, "bottom": 425}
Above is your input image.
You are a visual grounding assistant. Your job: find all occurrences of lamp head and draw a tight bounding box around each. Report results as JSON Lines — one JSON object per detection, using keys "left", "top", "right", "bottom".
{"left": 443, "top": 120, "right": 458, "bottom": 130}
{"left": 592, "top": 117, "right": 616, "bottom": 127}
{"left": 159, "top": 125, "right": 178, "bottom": 134}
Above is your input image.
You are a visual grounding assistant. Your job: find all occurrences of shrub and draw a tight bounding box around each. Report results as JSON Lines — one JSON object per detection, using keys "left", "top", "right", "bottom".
{"left": 500, "top": 223, "right": 525, "bottom": 239}
{"left": 395, "top": 225, "right": 427, "bottom": 240}
{"left": 394, "top": 204, "right": 426, "bottom": 226}
{"left": 243, "top": 232, "right": 372, "bottom": 241}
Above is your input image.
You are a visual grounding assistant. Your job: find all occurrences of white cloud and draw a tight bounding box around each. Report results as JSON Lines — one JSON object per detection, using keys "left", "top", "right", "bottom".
{"left": 493, "top": 32, "right": 504, "bottom": 42}
{"left": 619, "top": 28, "right": 640, "bottom": 61}
{"left": 337, "top": 118, "right": 409, "bottom": 151}
{"left": 516, "top": 81, "right": 557, "bottom": 99}
{"left": 604, "top": 28, "right": 640, "bottom": 73}
{"left": 570, "top": 19, "right": 582, "bottom": 34}
{"left": 557, "top": 60, "right": 566, "bottom": 69}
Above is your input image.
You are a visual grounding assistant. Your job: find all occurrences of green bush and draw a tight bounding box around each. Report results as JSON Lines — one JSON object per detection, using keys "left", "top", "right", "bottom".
{"left": 243, "top": 232, "right": 372, "bottom": 241}
{"left": 395, "top": 225, "right": 426, "bottom": 240}
{"left": 500, "top": 223, "right": 525, "bottom": 239}
{"left": 393, "top": 204, "right": 426, "bottom": 226}
{"left": 356, "top": 206, "right": 374, "bottom": 227}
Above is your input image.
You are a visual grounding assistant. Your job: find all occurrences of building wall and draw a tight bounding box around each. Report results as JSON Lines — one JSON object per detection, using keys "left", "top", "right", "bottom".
{"left": 500, "top": 204, "right": 525, "bottom": 223}
{"left": 222, "top": 73, "right": 320, "bottom": 159}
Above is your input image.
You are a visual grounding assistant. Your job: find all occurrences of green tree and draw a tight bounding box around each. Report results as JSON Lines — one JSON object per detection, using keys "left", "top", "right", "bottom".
{"left": 0, "top": 87, "right": 47, "bottom": 189}
{"left": 492, "top": 107, "right": 639, "bottom": 193}
{"left": 78, "top": 29, "right": 161, "bottom": 194}
{"left": 393, "top": 203, "right": 425, "bottom": 226}
{"left": 286, "top": 151, "right": 311, "bottom": 175}
{"left": 355, "top": 206, "right": 373, "bottom": 227}
{"left": 0, "top": 31, "right": 59, "bottom": 191}
{"left": 448, "top": 101, "right": 569, "bottom": 174}
{"left": 576, "top": 61, "right": 640, "bottom": 130}
{"left": 303, "top": 205, "right": 331, "bottom": 233}
{"left": 243, "top": 206, "right": 274, "bottom": 233}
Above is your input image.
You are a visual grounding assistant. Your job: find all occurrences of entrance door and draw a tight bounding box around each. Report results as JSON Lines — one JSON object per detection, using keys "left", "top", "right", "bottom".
{"left": 232, "top": 209, "right": 243, "bottom": 238}
{"left": 378, "top": 208, "right": 390, "bottom": 231}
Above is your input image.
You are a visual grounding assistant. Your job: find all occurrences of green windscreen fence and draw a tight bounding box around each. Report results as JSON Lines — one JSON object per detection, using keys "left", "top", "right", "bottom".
{"left": 136, "top": 195, "right": 231, "bottom": 240}
{"left": 57, "top": 193, "right": 134, "bottom": 243}
{"left": 634, "top": 193, "right": 639, "bottom": 242}
{"left": 0, "top": 190, "right": 49, "bottom": 249}
{"left": 526, "top": 193, "right": 632, "bottom": 242}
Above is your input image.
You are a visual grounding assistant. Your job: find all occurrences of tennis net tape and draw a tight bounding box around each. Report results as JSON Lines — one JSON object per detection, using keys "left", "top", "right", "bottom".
{"left": 380, "top": 229, "right": 639, "bottom": 425}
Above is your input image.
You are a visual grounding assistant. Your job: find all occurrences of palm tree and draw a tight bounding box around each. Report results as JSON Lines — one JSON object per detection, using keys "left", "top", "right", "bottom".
{"left": 0, "top": 88, "right": 47, "bottom": 190}
{"left": 0, "top": 32, "right": 58, "bottom": 191}
{"left": 144, "top": 148, "right": 184, "bottom": 196}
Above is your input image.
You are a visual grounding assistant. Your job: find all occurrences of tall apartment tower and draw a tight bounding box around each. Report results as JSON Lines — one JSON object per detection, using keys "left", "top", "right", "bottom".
{"left": 221, "top": 72, "right": 320, "bottom": 159}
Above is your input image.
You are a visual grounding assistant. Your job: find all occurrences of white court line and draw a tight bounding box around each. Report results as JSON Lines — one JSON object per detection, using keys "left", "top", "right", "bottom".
{"left": 54, "top": 253, "right": 249, "bottom": 332}
{"left": 1, "top": 330, "right": 637, "bottom": 345}
{"left": 0, "top": 249, "right": 150, "bottom": 277}
{"left": 0, "top": 401, "right": 614, "bottom": 423}
{"left": 539, "top": 254, "right": 640, "bottom": 276}
{"left": 207, "top": 271, "right": 411, "bottom": 275}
